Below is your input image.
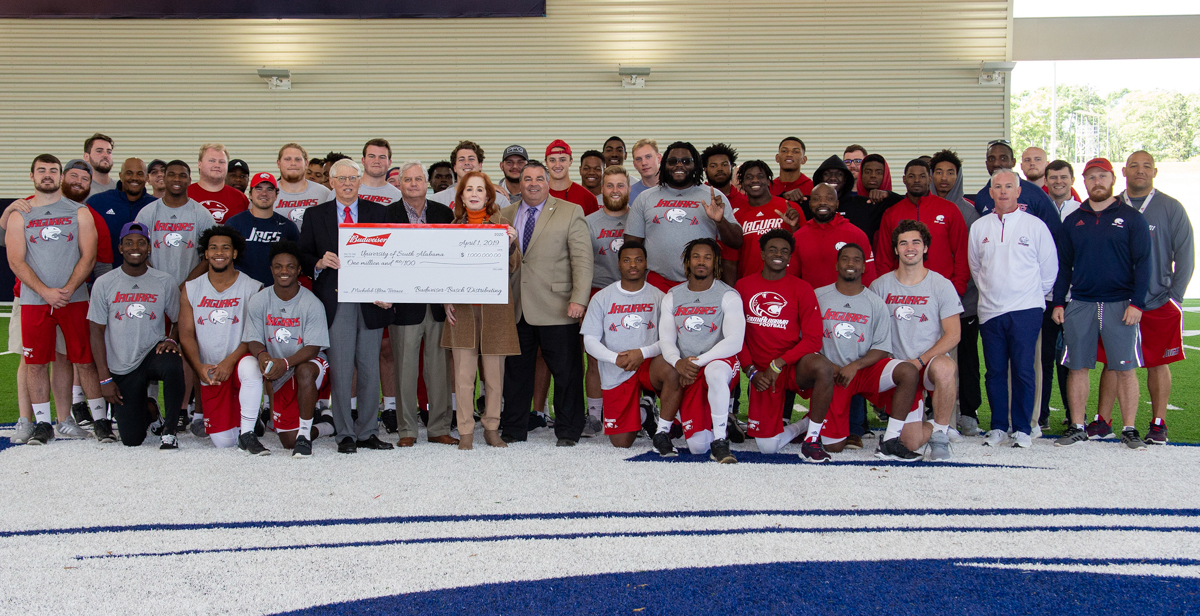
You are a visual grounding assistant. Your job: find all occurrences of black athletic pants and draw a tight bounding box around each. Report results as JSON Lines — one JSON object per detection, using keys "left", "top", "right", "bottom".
{"left": 958, "top": 314, "right": 982, "bottom": 419}
{"left": 111, "top": 350, "right": 185, "bottom": 446}
{"left": 502, "top": 319, "right": 584, "bottom": 441}
{"left": 1038, "top": 300, "right": 1071, "bottom": 426}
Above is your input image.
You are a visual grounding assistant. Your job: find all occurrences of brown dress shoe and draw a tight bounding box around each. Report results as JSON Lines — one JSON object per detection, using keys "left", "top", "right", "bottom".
{"left": 428, "top": 434, "right": 460, "bottom": 445}
{"left": 484, "top": 430, "right": 508, "bottom": 448}
{"left": 397, "top": 437, "right": 416, "bottom": 447}
{"left": 458, "top": 433, "right": 474, "bottom": 450}
{"left": 844, "top": 434, "right": 864, "bottom": 450}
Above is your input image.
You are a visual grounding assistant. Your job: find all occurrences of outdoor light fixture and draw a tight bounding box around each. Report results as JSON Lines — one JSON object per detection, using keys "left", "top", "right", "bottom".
{"left": 978, "top": 61, "right": 1017, "bottom": 85}
{"left": 257, "top": 68, "right": 291, "bottom": 90}
{"left": 619, "top": 66, "right": 650, "bottom": 88}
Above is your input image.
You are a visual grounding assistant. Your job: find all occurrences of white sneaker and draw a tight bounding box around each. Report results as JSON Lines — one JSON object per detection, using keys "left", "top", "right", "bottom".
{"left": 11, "top": 417, "right": 34, "bottom": 444}
{"left": 1030, "top": 424, "right": 1043, "bottom": 439}
{"left": 957, "top": 416, "right": 982, "bottom": 436}
{"left": 55, "top": 417, "right": 90, "bottom": 439}
{"left": 982, "top": 429, "right": 1009, "bottom": 447}
{"left": 947, "top": 427, "right": 964, "bottom": 443}
{"left": 1011, "top": 431, "right": 1032, "bottom": 448}
{"left": 581, "top": 415, "right": 603, "bottom": 438}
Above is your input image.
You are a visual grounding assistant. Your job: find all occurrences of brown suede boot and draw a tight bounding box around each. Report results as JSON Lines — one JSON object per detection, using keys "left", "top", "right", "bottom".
{"left": 458, "top": 433, "right": 474, "bottom": 450}
{"left": 484, "top": 430, "right": 508, "bottom": 448}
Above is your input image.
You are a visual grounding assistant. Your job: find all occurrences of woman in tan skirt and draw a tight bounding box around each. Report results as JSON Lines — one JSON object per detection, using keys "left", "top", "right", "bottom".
{"left": 441, "top": 171, "right": 521, "bottom": 449}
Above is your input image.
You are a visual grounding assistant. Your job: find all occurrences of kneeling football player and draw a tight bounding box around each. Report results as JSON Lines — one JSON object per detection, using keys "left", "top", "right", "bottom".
{"left": 869, "top": 220, "right": 962, "bottom": 459}
{"left": 653, "top": 238, "right": 745, "bottom": 463}
{"left": 735, "top": 229, "right": 837, "bottom": 462}
{"left": 240, "top": 241, "right": 330, "bottom": 458}
{"left": 178, "top": 226, "right": 265, "bottom": 451}
{"left": 815, "top": 243, "right": 923, "bottom": 460}
{"left": 581, "top": 240, "right": 672, "bottom": 448}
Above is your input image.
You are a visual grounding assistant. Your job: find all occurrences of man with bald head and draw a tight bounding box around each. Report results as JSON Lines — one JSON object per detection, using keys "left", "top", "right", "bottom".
{"left": 974, "top": 141, "right": 1062, "bottom": 242}
{"left": 1024, "top": 146, "right": 1081, "bottom": 202}
{"left": 88, "top": 158, "right": 157, "bottom": 268}
{"left": 1091, "top": 151, "right": 1194, "bottom": 444}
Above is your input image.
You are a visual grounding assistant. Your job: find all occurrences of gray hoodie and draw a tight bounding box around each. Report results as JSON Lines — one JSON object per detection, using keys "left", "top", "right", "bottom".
{"left": 938, "top": 171, "right": 980, "bottom": 316}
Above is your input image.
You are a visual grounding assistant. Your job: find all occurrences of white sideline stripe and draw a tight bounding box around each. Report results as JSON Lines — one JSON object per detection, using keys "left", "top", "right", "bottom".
{"left": 1185, "top": 345, "right": 1200, "bottom": 351}
{"left": 1183, "top": 329, "right": 1200, "bottom": 337}
{"left": 960, "top": 562, "right": 1200, "bottom": 579}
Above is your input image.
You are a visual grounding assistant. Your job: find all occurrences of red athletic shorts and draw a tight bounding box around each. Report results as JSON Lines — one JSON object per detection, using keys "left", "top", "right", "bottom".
{"left": 1099, "top": 301, "right": 1184, "bottom": 368}
{"left": 602, "top": 361, "right": 655, "bottom": 435}
{"left": 20, "top": 301, "right": 90, "bottom": 365}
{"left": 679, "top": 357, "right": 739, "bottom": 439}
{"left": 200, "top": 360, "right": 248, "bottom": 435}
{"left": 272, "top": 355, "right": 329, "bottom": 432}
{"left": 746, "top": 363, "right": 802, "bottom": 439}
{"left": 646, "top": 271, "right": 682, "bottom": 294}
{"left": 823, "top": 358, "right": 918, "bottom": 442}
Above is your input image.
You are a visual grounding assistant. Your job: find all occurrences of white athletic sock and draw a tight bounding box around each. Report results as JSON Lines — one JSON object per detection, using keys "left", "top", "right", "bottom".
{"left": 316, "top": 422, "right": 335, "bottom": 437}
{"left": 72, "top": 385, "right": 85, "bottom": 404}
{"left": 88, "top": 398, "right": 106, "bottom": 421}
{"left": 237, "top": 356, "right": 264, "bottom": 434}
{"left": 262, "top": 393, "right": 270, "bottom": 407}
{"left": 299, "top": 417, "right": 314, "bottom": 440}
{"left": 805, "top": 418, "right": 823, "bottom": 442}
{"left": 543, "top": 399, "right": 551, "bottom": 413}
{"left": 705, "top": 364, "right": 733, "bottom": 441}
{"left": 885, "top": 417, "right": 905, "bottom": 441}
{"left": 932, "top": 421, "right": 949, "bottom": 434}
{"left": 451, "top": 393, "right": 457, "bottom": 411}
{"left": 383, "top": 396, "right": 396, "bottom": 411}
{"left": 587, "top": 397, "right": 603, "bottom": 420}
{"left": 1123, "top": 425, "right": 1135, "bottom": 433}
{"left": 351, "top": 396, "right": 358, "bottom": 410}
{"left": 32, "top": 402, "right": 51, "bottom": 424}
{"left": 656, "top": 417, "right": 672, "bottom": 434}
{"left": 192, "top": 412, "right": 203, "bottom": 424}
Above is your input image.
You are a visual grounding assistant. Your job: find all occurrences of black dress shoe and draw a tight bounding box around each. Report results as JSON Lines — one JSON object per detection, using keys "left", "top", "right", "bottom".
{"left": 500, "top": 434, "right": 524, "bottom": 443}
{"left": 356, "top": 434, "right": 395, "bottom": 450}
{"left": 380, "top": 409, "right": 398, "bottom": 433}
{"left": 337, "top": 437, "right": 357, "bottom": 454}
{"left": 556, "top": 438, "right": 577, "bottom": 447}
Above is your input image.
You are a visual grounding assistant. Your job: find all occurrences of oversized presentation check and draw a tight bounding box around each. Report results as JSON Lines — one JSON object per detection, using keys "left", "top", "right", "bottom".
{"left": 337, "top": 224, "right": 510, "bottom": 304}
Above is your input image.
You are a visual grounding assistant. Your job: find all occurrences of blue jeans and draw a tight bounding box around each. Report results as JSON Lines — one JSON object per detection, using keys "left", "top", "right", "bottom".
{"left": 980, "top": 307, "right": 1042, "bottom": 435}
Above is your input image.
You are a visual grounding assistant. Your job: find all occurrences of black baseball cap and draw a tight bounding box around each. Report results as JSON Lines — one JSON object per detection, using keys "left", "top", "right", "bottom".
{"left": 147, "top": 159, "right": 167, "bottom": 173}
{"left": 228, "top": 159, "right": 250, "bottom": 173}
{"left": 503, "top": 145, "right": 529, "bottom": 161}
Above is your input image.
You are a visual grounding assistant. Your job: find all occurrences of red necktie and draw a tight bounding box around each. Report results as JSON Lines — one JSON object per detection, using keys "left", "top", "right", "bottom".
{"left": 343, "top": 206, "right": 353, "bottom": 224}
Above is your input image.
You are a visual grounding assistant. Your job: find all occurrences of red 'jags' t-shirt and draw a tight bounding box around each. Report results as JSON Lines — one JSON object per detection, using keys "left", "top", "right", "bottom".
{"left": 188, "top": 184, "right": 249, "bottom": 224}
{"left": 726, "top": 196, "right": 798, "bottom": 281}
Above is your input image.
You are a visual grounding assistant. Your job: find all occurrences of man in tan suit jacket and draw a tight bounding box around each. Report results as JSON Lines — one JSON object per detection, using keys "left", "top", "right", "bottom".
{"left": 500, "top": 160, "right": 594, "bottom": 444}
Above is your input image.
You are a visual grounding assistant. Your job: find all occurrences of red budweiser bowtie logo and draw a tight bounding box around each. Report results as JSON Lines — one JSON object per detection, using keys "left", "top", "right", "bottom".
{"left": 347, "top": 233, "right": 390, "bottom": 246}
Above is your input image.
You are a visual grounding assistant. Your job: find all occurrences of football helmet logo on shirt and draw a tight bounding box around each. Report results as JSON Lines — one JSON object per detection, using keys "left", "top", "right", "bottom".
{"left": 164, "top": 232, "right": 184, "bottom": 247}
{"left": 683, "top": 315, "right": 706, "bottom": 332}
{"left": 666, "top": 209, "right": 687, "bottom": 223}
{"left": 834, "top": 322, "right": 856, "bottom": 339}
{"left": 621, "top": 314, "right": 644, "bottom": 329}
{"left": 272, "top": 328, "right": 294, "bottom": 344}
{"left": 39, "top": 226, "right": 63, "bottom": 241}
{"left": 935, "top": 214, "right": 946, "bottom": 224}
{"left": 208, "top": 309, "right": 231, "bottom": 324}
{"left": 895, "top": 305, "right": 915, "bottom": 321}
{"left": 749, "top": 292, "right": 787, "bottom": 318}
{"left": 125, "top": 303, "right": 147, "bottom": 319}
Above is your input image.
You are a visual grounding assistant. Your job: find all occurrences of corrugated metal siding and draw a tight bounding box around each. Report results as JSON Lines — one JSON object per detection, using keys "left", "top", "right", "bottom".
{"left": 0, "top": 0, "right": 1011, "bottom": 196}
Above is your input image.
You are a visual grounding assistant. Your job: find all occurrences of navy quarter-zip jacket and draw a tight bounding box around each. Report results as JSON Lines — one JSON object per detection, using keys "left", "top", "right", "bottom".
{"left": 1053, "top": 199, "right": 1151, "bottom": 309}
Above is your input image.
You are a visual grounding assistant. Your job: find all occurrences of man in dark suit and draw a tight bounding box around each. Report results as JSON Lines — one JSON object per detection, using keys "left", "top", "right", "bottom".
{"left": 386, "top": 161, "right": 457, "bottom": 447}
{"left": 298, "top": 158, "right": 394, "bottom": 454}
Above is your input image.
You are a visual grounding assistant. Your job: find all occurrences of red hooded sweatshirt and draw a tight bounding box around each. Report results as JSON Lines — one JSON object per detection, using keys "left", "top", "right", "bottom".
{"left": 873, "top": 193, "right": 970, "bottom": 295}
{"left": 772, "top": 174, "right": 813, "bottom": 198}
{"left": 789, "top": 213, "right": 876, "bottom": 289}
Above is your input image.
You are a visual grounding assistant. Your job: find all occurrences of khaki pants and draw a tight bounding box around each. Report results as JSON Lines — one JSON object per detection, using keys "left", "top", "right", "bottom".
{"left": 451, "top": 306, "right": 504, "bottom": 435}
{"left": 389, "top": 306, "right": 451, "bottom": 439}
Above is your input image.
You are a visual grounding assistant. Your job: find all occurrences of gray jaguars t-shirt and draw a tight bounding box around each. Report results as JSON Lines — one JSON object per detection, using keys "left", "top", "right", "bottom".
{"left": 585, "top": 209, "right": 628, "bottom": 289}
{"left": 357, "top": 183, "right": 404, "bottom": 206}
{"left": 667, "top": 279, "right": 737, "bottom": 360}
{"left": 627, "top": 184, "right": 738, "bottom": 282}
{"left": 87, "top": 267, "right": 180, "bottom": 375}
{"left": 869, "top": 270, "right": 963, "bottom": 361}
{"left": 581, "top": 281, "right": 664, "bottom": 389}
{"left": 275, "top": 180, "right": 333, "bottom": 228}
{"left": 17, "top": 197, "right": 90, "bottom": 306}
{"left": 133, "top": 198, "right": 216, "bottom": 286}
{"left": 242, "top": 285, "right": 330, "bottom": 368}
{"left": 185, "top": 271, "right": 262, "bottom": 366}
{"left": 815, "top": 283, "right": 891, "bottom": 367}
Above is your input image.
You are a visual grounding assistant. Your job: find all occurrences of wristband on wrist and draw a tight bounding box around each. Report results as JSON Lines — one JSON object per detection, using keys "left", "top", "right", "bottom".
{"left": 99, "top": 377, "right": 113, "bottom": 386}
{"left": 283, "top": 357, "right": 290, "bottom": 371}
{"left": 746, "top": 367, "right": 758, "bottom": 380}
{"left": 918, "top": 357, "right": 926, "bottom": 367}
{"left": 257, "top": 350, "right": 269, "bottom": 359}
{"left": 769, "top": 360, "right": 783, "bottom": 373}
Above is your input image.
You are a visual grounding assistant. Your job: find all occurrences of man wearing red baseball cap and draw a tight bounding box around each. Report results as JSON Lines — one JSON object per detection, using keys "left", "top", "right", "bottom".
{"left": 226, "top": 171, "right": 300, "bottom": 287}
{"left": 545, "top": 139, "right": 599, "bottom": 215}
{"left": 1052, "top": 157, "right": 1152, "bottom": 450}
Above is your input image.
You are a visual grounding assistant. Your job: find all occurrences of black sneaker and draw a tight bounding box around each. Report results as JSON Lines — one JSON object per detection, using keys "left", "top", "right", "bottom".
{"left": 1055, "top": 425, "right": 1089, "bottom": 447}
{"left": 527, "top": 412, "right": 548, "bottom": 431}
{"left": 176, "top": 412, "right": 190, "bottom": 434}
{"left": 1145, "top": 422, "right": 1168, "bottom": 445}
{"left": 668, "top": 421, "right": 684, "bottom": 440}
{"left": 726, "top": 414, "right": 746, "bottom": 444}
{"left": 381, "top": 408, "right": 398, "bottom": 433}
{"left": 475, "top": 395, "right": 486, "bottom": 421}
{"left": 293, "top": 435, "right": 312, "bottom": 458}
{"left": 1121, "top": 428, "right": 1148, "bottom": 450}
{"left": 159, "top": 433, "right": 179, "bottom": 450}
{"left": 149, "top": 418, "right": 165, "bottom": 436}
{"left": 875, "top": 437, "right": 921, "bottom": 462}
{"left": 709, "top": 438, "right": 736, "bottom": 464}
{"left": 652, "top": 432, "right": 677, "bottom": 457}
{"left": 255, "top": 406, "right": 270, "bottom": 437}
{"left": 238, "top": 432, "right": 271, "bottom": 456}
{"left": 93, "top": 418, "right": 118, "bottom": 443}
{"left": 28, "top": 421, "right": 54, "bottom": 445}
{"left": 71, "top": 401, "right": 93, "bottom": 427}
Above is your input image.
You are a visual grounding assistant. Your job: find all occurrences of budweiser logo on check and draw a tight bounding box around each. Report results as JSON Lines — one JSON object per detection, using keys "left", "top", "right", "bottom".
{"left": 346, "top": 233, "right": 390, "bottom": 246}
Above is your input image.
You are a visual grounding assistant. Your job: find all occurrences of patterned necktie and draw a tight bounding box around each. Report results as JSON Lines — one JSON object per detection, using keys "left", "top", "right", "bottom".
{"left": 343, "top": 206, "right": 353, "bottom": 224}
{"left": 521, "top": 207, "right": 537, "bottom": 253}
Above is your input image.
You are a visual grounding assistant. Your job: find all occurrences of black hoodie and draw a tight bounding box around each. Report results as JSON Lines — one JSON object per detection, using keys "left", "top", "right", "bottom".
{"left": 811, "top": 155, "right": 898, "bottom": 243}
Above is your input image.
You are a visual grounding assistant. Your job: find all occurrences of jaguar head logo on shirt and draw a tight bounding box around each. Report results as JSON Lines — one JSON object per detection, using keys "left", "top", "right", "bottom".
{"left": 749, "top": 292, "right": 787, "bottom": 318}
{"left": 207, "top": 309, "right": 231, "bottom": 324}
{"left": 935, "top": 214, "right": 946, "bottom": 224}
{"left": 621, "top": 314, "right": 644, "bottom": 329}
{"left": 201, "top": 201, "right": 229, "bottom": 223}
{"left": 272, "top": 328, "right": 294, "bottom": 344}
{"left": 834, "top": 322, "right": 856, "bottom": 339}
{"left": 164, "top": 232, "right": 184, "bottom": 247}
{"left": 683, "top": 315, "right": 706, "bottom": 332}
{"left": 895, "top": 305, "right": 915, "bottom": 321}
{"left": 39, "top": 226, "right": 63, "bottom": 241}
{"left": 610, "top": 238, "right": 624, "bottom": 252}
{"left": 125, "top": 303, "right": 147, "bottom": 319}
{"left": 666, "top": 209, "right": 688, "bottom": 223}
{"left": 834, "top": 241, "right": 847, "bottom": 251}
{"left": 289, "top": 208, "right": 306, "bottom": 224}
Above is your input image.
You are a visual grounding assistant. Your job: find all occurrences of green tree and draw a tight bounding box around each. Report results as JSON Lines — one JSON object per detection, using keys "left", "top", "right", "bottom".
{"left": 1011, "top": 85, "right": 1106, "bottom": 160}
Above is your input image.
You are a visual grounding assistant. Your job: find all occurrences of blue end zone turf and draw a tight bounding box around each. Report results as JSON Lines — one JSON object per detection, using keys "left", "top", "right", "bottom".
{"left": 624, "top": 449, "right": 1052, "bottom": 468}
{"left": 275, "top": 558, "right": 1200, "bottom": 615}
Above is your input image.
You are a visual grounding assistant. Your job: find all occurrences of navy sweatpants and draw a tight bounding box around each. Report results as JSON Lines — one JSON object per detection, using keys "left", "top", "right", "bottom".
{"left": 980, "top": 307, "right": 1042, "bottom": 436}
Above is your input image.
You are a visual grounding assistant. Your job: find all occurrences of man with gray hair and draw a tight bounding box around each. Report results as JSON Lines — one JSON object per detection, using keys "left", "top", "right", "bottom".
{"left": 968, "top": 167, "right": 1058, "bottom": 449}
{"left": 298, "top": 158, "right": 394, "bottom": 454}
{"left": 384, "top": 161, "right": 457, "bottom": 446}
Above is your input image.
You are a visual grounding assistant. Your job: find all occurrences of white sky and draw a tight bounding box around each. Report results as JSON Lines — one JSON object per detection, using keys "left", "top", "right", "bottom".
{"left": 1013, "top": 0, "right": 1199, "bottom": 17}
